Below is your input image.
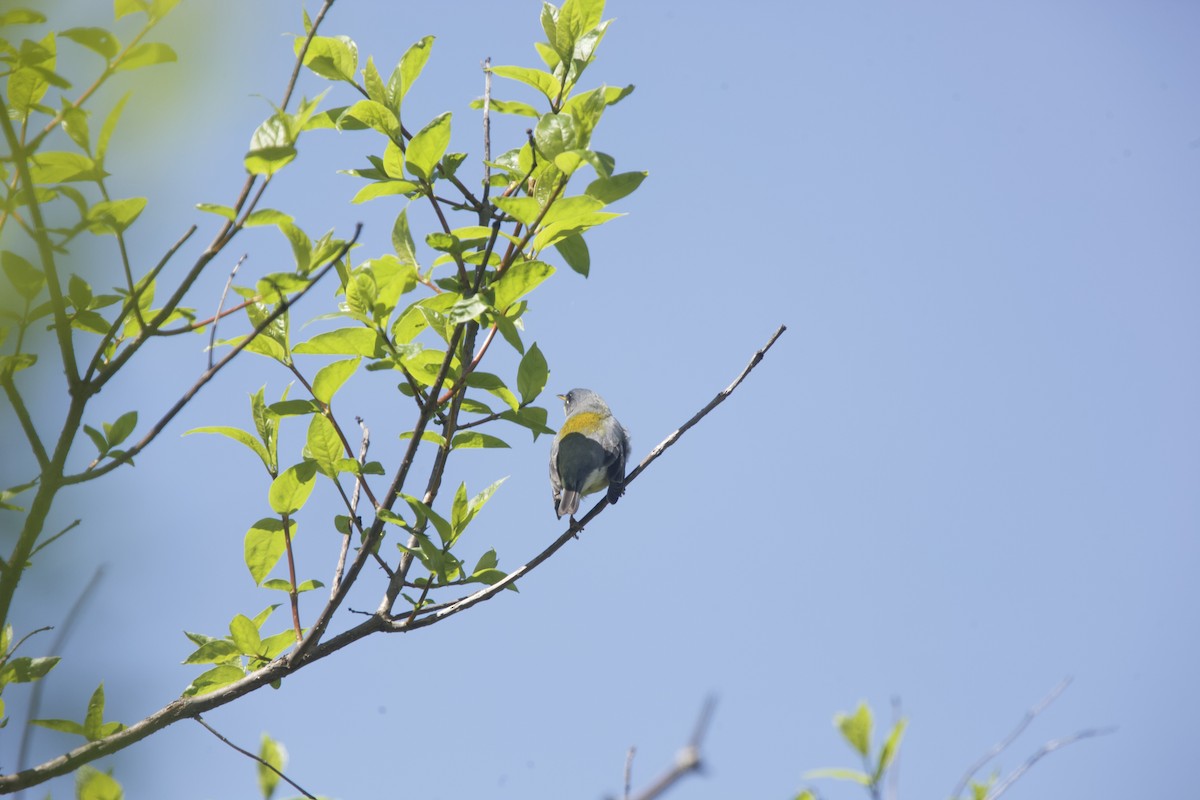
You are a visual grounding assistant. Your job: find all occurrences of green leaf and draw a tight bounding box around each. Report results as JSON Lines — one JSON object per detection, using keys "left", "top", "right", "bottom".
{"left": 96, "top": 91, "right": 130, "bottom": 162}
{"left": 195, "top": 202, "right": 236, "bottom": 220}
{"left": 472, "top": 549, "right": 499, "bottom": 575}
{"left": 114, "top": 42, "right": 176, "bottom": 71}
{"left": 85, "top": 197, "right": 147, "bottom": 235}
{"left": 585, "top": 170, "right": 647, "bottom": 204}
{"left": 82, "top": 683, "right": 107, "bottom": 740}
{"left": 445, "top": 293, "right": 488, "bottom": 326}
{"left": 451, "top": 432, "right": 510, "bottom": 449}
{"left": 498, "top": 405, "right": 555, "bottom": 440}
{"left": 185, "top": 426, "right": 272, "bottom": 473}
{"left": 534, "top": 112, "right": 579, "bottom": 160}
{"left": 399, "top": 430, "right": 447, "bottom": 447}
{"left": 31, "top": 718, "right": 85, "bottom": 736}
{"left": 230, "top": 614, "right": 263, "bottom": 655}
{"left": 29, "top": 151, "right": 104, "bottom": 183}
{"left": 465, "top": 372, "right": 519, "bottom": 411}
{"left": 450, "top": 481, "right": 469, "bottom": 535}
{"left": 258, "top": 733, "right": 287, "bottom": 800}
{"left": 60, "top": 105, "right": 91, "bottom": 152}
{"left": 392, "top": 35, "right": 434, "bottom": 108}
{"left": 516, "top": 343, "right": 549, "bottom": 404}
{"left": 311, "top": 358, "right": 360, "bottom": 405}
{"left": 492, "top": 260, "right": 555, "bottom": 309}
{"left": 339, "top": 99, "right": 400, "bottom": 139}
{"left": 114, "top": 0, "right": 149, "bottom": 20}
{"left": 392, "top": 208, "right": 419, "bottom": 268}
{"left": 532, "top": 210, "right": 621, "bottom": 251}
{"left": 68, "top": 274, "right": 93, "bottom": 310}
{"left": 554, "top": 234, "right": 589, "bottom": 276}
{"left": 305, "top": 414, "right": 342, "bottom": 476}
{"left": 244, "top": 518, "right": 288, "bottom": 585}
{"left": 0, "top": 656, "right": 59, "bottom": 684}
{"left": 2, "top": 251, "right": 44, "bottom": 300}
{"left": 362, "top": 55, "right": 385, "bottom": 103}
{"left": 245, "top": 113, "right": 297, "bottom": 176}
{"left": 405, "top": 112, "right": 451, "bottom": 181}
{"left": 0, "top": 9, "right": 46, "bottom": 25}
{"left": 293, "top": 328, "right": 383, "bottom": 357}
{"left": 351, "top": 180, "right": 419, "bottom": 204}
{"left": 298, "top": 34, "right": 357, "bottom": 83}
{"left": 182, "top": 638, "right": 239, "bottom": 665}
{"left": 489, "top": 64, "right": 560, "bottom": 103}
{"left": 75, "top": 765, "right": 123, "bottom": 800}
{"left": 804, "top": 768, "right": 872, "bottom": 786}
{"left": 835, "top": 702, "right": 873, "bottom": 758}
{"left": 268, "top": 461, "right": 317, "bottom": 515}
{"left": 183, "top": 664, "right": 246, "bottom": 697}
{"left": 103, "top": 411, "right": 137, "bottom": 447}
{"left": 468, "top": 97, "right": 539, "bottom": 117}
{"left": 875, "top": 718, "right": 907, "bottom": 781}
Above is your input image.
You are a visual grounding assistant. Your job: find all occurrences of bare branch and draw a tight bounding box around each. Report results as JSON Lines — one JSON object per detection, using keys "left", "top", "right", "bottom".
{"left": 193, "top": 716, "right": 318, "bottom": 800}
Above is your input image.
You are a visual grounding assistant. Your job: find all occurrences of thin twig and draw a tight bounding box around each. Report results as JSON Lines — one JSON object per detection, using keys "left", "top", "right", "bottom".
{"left": 193, "top": 716, "right": 318, "bottom": 800}
{"left": 15, "top": 568, "right": 104, "bottom": 792}
{"left": 984, "top": 727, "right": 1116, "bottom": 800}
{"left": 27, "top": 519, "right": 81, "bottom": 559}
{"left": 481, "top": 57, "right": 493, "bottom": 217}
{"left": 332, "top": 419, "right": 370, "bottom": 598}
{"left": 391, "top": 326, "right": 787, "bottom": 632}
{"left": 950, "top": 678, "right": 1071, "bottom": 800}
{"left": 208, "top": 254, "right": 247, "bottom": 369}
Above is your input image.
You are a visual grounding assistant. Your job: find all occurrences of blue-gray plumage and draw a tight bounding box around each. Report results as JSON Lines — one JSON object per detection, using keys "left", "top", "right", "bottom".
{"left": 549, "top": 388, "right": 630, "bottom": 519}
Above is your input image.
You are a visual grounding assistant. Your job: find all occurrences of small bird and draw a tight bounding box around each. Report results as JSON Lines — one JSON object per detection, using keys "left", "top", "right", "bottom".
{"left": 549, "top": 388, "right": 631, "bottom": 519}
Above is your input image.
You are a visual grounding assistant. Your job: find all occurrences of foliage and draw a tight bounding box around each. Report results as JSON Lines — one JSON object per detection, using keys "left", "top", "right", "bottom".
{"left": 0, "top": 0, "right": 641, "bottom": 793}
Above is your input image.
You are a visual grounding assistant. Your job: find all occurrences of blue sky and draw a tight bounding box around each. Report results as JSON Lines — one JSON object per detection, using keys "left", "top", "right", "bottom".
{"left": 5, "top": 1, "right": 1198, "bottom": 799}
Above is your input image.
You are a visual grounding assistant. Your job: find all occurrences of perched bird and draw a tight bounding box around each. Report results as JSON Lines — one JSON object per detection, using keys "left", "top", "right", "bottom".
{"left": 549, "top": 388, "right": 631, "bottom": 519}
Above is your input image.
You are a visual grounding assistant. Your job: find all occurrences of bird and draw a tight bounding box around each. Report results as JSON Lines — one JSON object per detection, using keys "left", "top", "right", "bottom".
{"left": 549, "top": 388, "right": 631, "bottom": 519}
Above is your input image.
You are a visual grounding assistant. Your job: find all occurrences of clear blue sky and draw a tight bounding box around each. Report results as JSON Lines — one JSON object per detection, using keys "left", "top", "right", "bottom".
{"left": 6, "top": 1, "right": 1198, "bottom": 799}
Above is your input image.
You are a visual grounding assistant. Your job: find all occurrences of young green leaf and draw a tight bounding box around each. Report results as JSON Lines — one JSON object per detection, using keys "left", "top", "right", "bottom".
{"left": 554, "top": 234, "right": 589, "bottom": 276}
{"left": 244, "top": 518, "right": 289, "bottom": 586}
{"left": 293, "top": 328, "right": 384, "bottom": 357}
{"left": 183, "top": 664, "right": 247, "bottom": 697}
{"left": 75, "top": 766, "right": 123, "bottom": 800}
{"left": 390, "top": 35, "right": 434, "bottom": 109}
{"left": 2, "top": 251, "right": 45, "bottom": 300}
{"left": 517, "top": 342, "right": 549, "bottom": 404}
{"left": 451, "top": 432, "right": 510, "bottom": 449}
{"left": 834, "top": 702, "right": 873, "bottom": 758}
{"left": 114, "top": 42, "right": 176, "bottom": 71}
{"left": 305, "top": 414, "right": 343, "bottom": 477}
{"left": 491, "top": 260, "right": 555, "bottom": 309}
{"left": 298, "top": 35, "right": 358, "bottom": 83}
{"left": 229, "top": 614, "right": 263, "bottom": 656}
{"left": 405, "top": 112, "right": 451, "bottom": 181}
{"left": 185, "top": 426, "right": 273, "bottom": 473}
{"left": 258, "top": 733, "right": 287, "bottom": 800}
{"left": 311, "top": 358, "right": 360, "bottom": 405}
{"left": 268, "top": 461, "right": 317, "bottom": 515}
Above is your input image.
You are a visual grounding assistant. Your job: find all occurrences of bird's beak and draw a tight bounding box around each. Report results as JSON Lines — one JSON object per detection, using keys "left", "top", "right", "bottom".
{"left": 556, "top": 393, "right": 566, "bottom": 401}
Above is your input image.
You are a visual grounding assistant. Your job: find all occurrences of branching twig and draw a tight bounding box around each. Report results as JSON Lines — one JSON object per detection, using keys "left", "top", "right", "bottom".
{"left": 62, "top": 224, "right": 363, "bottom": 485}
{"left": 952, "top": 678, "right": 1115, "bottom": 800}
{"left": 193, "top": 716, "right": 317, "bottom": 800}
{"left": 951, "top": 678, "right": 1069, "bottom": 800}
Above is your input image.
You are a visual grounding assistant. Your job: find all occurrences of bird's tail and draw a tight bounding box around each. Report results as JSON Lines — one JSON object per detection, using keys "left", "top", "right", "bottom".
{"left": 557, "top": 489, "right": 581, "bottom": 519}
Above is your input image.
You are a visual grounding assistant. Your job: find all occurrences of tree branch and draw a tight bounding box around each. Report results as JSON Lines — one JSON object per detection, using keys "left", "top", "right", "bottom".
{"left": 389, "top": 325, "right": 787, "bottom": 631}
